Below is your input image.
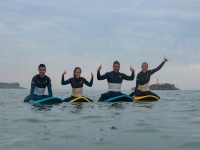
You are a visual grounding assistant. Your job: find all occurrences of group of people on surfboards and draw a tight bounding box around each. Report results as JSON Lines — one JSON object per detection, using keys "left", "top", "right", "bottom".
{"left": 24, "top": 57, "right": 169, "bottom": 102}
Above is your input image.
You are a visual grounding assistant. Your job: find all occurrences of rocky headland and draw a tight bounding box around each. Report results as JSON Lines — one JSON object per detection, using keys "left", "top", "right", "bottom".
{"left": 0, "top": 82, "right": 26, "bottom": 89}
{"left": 131, "top": 83, "right": 179, "bottom": 90}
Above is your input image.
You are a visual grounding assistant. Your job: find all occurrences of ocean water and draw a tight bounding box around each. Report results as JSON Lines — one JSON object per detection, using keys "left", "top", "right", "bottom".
{"left": 0, "top": 89, "right": 200, "bottom": 150}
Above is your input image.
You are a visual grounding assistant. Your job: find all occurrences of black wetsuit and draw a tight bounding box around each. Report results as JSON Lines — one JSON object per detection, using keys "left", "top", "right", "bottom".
{"left": 97, "top": 70, "right": 135, "bottom": 102}
{"left": 24, "top": 74, "right": 53, "bottom": 102}
{"left": 61, "top": 75, "right": 93, "bottom": 102}
{"left": 129, "top": 61, "right": 165, "bottom": 98}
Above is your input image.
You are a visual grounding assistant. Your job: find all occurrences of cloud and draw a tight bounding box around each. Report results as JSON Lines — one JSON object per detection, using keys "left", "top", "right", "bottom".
{"left": 0, "top": 0, "right": 200, "bottom": 90}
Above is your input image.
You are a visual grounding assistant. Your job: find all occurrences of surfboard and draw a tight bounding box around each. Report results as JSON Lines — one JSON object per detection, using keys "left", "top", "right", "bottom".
{"left": 103, "top": 95, "right": 134, "bottom": 102}
{"left": 69, "top": 96, "right": 92, "bottom": 102}
{"left": 32, "top": 96, "right": 63, "bottom": 105}
{"left": 133, "top": 95, "right": 159, "bottom": 102}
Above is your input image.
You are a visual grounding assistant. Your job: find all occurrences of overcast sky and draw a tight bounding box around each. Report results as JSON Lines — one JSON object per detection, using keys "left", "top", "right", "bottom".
{"left": 0, "top": 0, "right": 200, "bottom": 90}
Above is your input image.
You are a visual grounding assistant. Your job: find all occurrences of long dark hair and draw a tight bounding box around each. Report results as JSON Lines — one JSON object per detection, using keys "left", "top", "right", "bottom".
{"left": 73, "top": 67, "right": 82, "bottom": 88}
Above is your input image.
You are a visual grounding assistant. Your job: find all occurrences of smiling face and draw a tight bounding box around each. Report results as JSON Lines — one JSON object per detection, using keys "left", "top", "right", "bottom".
{"left": 74, "top": 68, "right": 81, "bottom": 78}
{"left": 141, "top": 62, "right": 148, "bottom": 73}
{"left": 38, "top": 67, "right": 46, "bottom": 77}
{"left": 113, "top": 63, "right": 120, "bottom": 73}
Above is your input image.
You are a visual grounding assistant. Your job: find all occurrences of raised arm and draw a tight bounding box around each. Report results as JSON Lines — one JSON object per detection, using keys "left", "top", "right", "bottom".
{"left": 123, "top": 66, "right": 135, "bottom": 80}
{"left": 97, "top": 65, "right": 107, "bottom": 80}
{"left": 151, "top": 57, "right": 168, "bottom": 74}
{"left": 61, "top": 70, "right": 70, "bottom": 85}
{"left": 84, "top": 73, "right": 94, "bottom": 87}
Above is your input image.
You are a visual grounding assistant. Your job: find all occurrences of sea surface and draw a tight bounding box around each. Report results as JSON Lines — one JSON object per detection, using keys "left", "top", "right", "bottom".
{"left": 0, "top": 89, "right": 200, "bottom": 150}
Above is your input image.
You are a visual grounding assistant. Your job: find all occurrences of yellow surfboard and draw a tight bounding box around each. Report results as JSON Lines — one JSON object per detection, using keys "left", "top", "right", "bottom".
{"left": 133, "top": 95, "right": 159, "bottom": 102}
{"left": 70, "top": 96, "right": 91, "bottom": 102}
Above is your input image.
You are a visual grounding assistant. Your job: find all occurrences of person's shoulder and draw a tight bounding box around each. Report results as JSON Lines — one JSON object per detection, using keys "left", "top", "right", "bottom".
{"left": 67, "top": 77, "right": 73, "bottom": 81}
{"left": 32, "top": 74, "right": 39, "bottom": 79}
{"left": 118, "top": 72, "right": 124, "bottom": 75}
{"left": 44, "top": 75, "right": 51, "bottom": 80}
{"left": 137, "top": 71, "right": 143, "bottom": 76}
{"left": 108, "top": 71, "right": 114, "bottom": 74}
{"left": 80, "top": 77, "right": 86, "bottom": 81}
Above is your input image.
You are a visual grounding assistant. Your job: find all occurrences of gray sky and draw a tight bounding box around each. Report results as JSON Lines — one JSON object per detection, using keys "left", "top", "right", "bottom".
{"left": 0, "top": 0, "right": 200, "bottom": 90}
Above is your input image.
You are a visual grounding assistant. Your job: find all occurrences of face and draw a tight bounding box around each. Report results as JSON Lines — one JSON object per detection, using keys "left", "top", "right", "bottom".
{"left": 38, "top": 67, "right": 46, "bottom": 77}
{"left": 75, "top": 69, "right": 81, "bottom": 78}
{"left": 142, "top": 63, "right": 148, "bottom": 73}
{"left": 113, "top": 63, "right": 120, "bottom": 72}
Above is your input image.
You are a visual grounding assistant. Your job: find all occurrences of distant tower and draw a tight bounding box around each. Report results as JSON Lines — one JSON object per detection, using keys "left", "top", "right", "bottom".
{"left": 157, "top": 78, "right": 159, "bottom": 85}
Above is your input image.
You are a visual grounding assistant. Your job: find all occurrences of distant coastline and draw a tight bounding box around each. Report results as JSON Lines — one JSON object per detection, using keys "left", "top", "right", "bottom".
{"left": 131, "top": 83, "right": 179, "bottom": 90}
{"left": 0, "top": 82, "right": 26, "bottom": 89}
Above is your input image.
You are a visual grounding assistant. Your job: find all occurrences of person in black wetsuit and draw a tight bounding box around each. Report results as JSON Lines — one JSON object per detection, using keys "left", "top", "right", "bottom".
{"left": 24, "top": 64, "right": 53, "bottom": 102}
{"left": 97, "top": 61, "right": 135, "bottom": 102}
{"left": 129, "top": 57, "right": 169, "bottom": 98}
{"left": 62, "top": 67, "right": 94, "bottom": 102}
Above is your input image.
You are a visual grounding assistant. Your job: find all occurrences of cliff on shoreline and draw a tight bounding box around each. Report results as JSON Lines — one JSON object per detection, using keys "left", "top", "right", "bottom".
{"left": 0, "top": 82, "right": 26, "bottom": 89}
{"left": 131, "top": 83, "right": 179, "bottom": 90}
{"left": 149, "top": 83, "right": 179, "bottom": 90}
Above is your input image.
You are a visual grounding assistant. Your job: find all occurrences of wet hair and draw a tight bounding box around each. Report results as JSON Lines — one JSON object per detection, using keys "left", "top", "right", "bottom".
{"left": 73, "top": 67, "right": 82, "bottom": 88}
{"left": 38, "top": 64, "right": 46, "bottom": 70}
{"left": 141, "top": 62, "right": 148, "bottom": 68}
{"left": 113, "top": 61, "right": 120, "bottom": 66}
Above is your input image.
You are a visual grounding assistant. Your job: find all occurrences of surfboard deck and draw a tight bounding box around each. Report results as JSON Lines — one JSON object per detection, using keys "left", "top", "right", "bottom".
{"left": 133, "top": 95, "right": 159, "bottom": 102}
{"left": 32, "top": 96, "right": 63, "bottom": 105}
{"left": 69, "top": 96, "right": 92, "bottom": 102}
{"left": 103, "top": 95, "right": 134, "bottom": 102}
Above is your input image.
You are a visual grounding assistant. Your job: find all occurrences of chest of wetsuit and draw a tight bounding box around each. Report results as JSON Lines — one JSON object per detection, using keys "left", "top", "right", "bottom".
{"left": 98, "top": 71, "right": 134, "bottom": 83}
{"left": 32, "top": 74, "right": 51, "bottom": 88}
{"left": 31, "top": 74, "right": 51, "bottom": 96}
{"left": 66, "top": 77, "right": 90, "bottom": 88}
{"left": 137, "top": 71, "right": 153, "bottom": 85}
{"left": 97, "top": 71, "right": 134, "bottom": 92}
{"left": 106, "top": 71, "right": 126, "bottom": 83}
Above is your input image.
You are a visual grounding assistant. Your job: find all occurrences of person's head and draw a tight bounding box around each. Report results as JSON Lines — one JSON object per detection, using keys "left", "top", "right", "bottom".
{"left": 113, "top": 61, "right": 120, "bottom": 73}
{"left": 74, "top": 67, "right": 82, "bottom": 78}
{"left": 38, "top": 64, "right": 46, "bottom": 77}
{"left": 141, "top": 62, "right": 148, "bottom": 73}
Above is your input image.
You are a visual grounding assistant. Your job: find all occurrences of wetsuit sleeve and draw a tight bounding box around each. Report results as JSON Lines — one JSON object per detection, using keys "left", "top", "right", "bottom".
{"left": 97, "top": 71, "right": 107, "bottom": 80}
{"left": 122, "top": 71, "right": 135, "bottom": 80}
{"left": 30, "top": 85, "right": 35, "bottom": 100}
{"left": 84, "top": 77, "right": 93, "bottom": 87}
{"left": 30, "top": 76, "right": 36, "bottom": 100}
{"left": 134, "top": 74, "right": 140, "bottom": 94}
{"left": 61, "top": 75, "right": 70, "bottom": 85}
{"left": 47, "top": 84, "right": 53, "bottom": 97}
{"left": 151, "top": 61, "right": 165, "bottom": 74}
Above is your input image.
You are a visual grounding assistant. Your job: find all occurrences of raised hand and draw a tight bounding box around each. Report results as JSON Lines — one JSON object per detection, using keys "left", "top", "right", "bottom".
{"left": 98, "top": 65, "right": 102, "bottom": 71}
{"left": 91, "top": 72, "right": 94, "bottom": 77}
{"left": 63, "top": 70, "right": 67, "bottom": 75}
{"left": 130, "top": 66, "right": 135, "bottom": 72}
{"left": 164, "top": 57, "right": 169, "bottom": 62}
